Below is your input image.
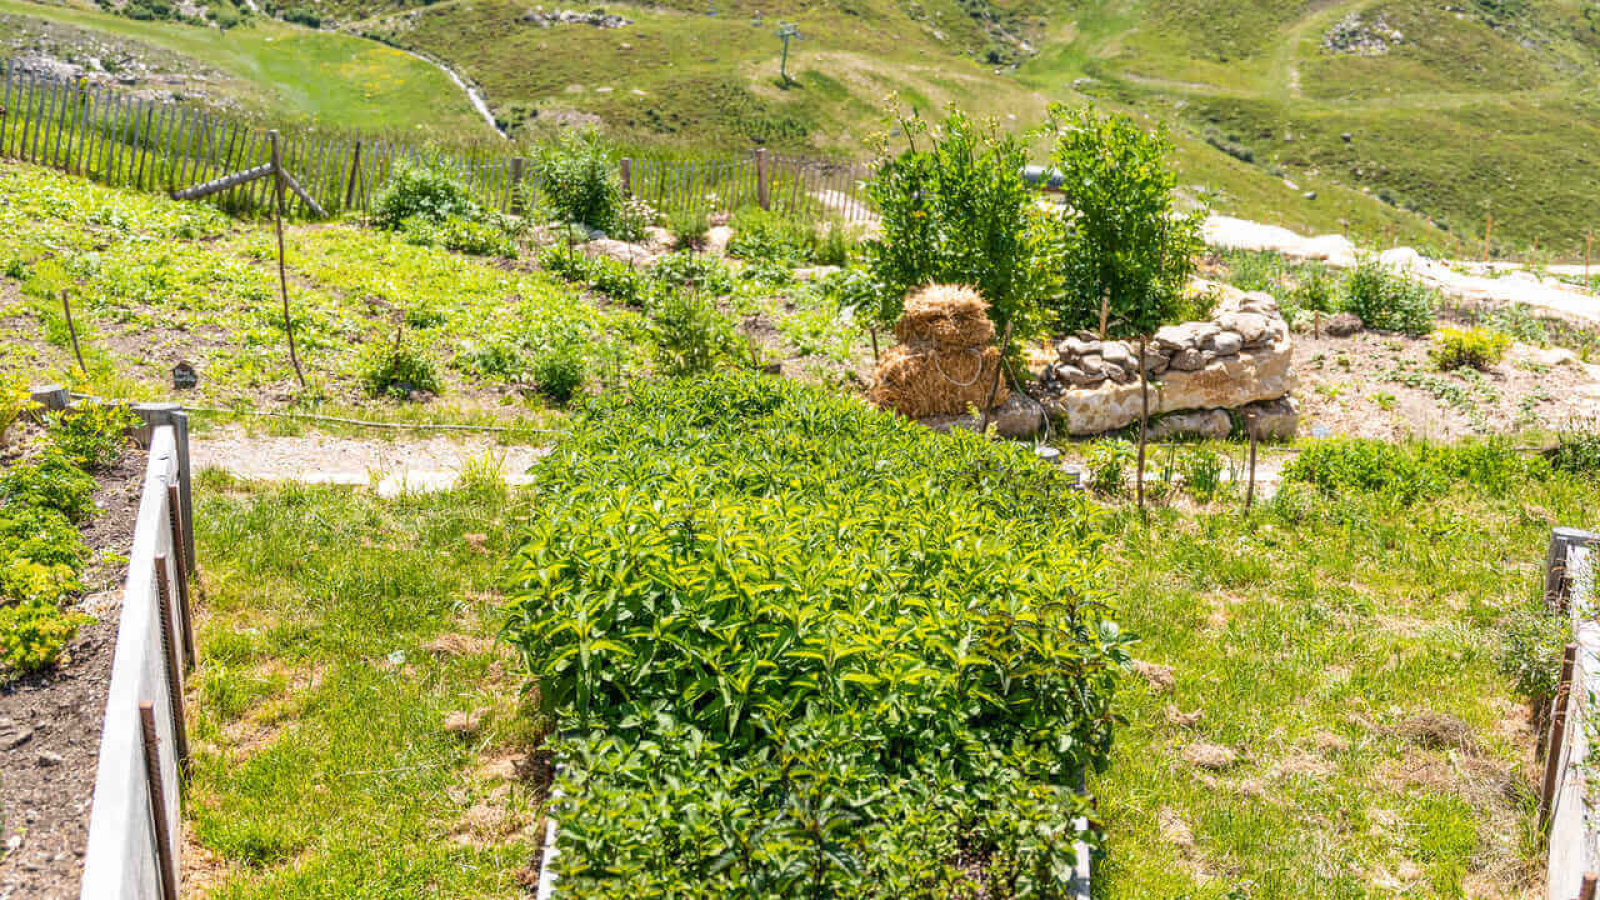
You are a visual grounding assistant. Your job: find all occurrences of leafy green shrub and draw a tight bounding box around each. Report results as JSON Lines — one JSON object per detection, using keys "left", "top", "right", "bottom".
{"left": 727, "top": 207, "right": 817, "bottom": 263}
{"left": 0, "top": 450, "right": 98, "bottom": 522}
{"left": 814, "top": 221, "right": 856, "bottom": 267}
{"left": 1431, "top": 326, "right": 1511, "bottom": 371}
{"left": 0, "top": 559, "right": 80, "bottom": 606}
{"left": 533, "top": 131, "right": 622, "bottom": 233}
{"left": 737, "top": 256, "right": 794, "bottom": 288}
{"left": 665, "top": 208, "right": 709, "bottom": 250}
{"left": 1039, "top": 104, "right": 1203, "bottom": 339}
{"left": 454, "top": 338, "right": 526, "bottom": 383}
{"left": 372, "top": 163, "right": 480, "bottom": 232}
{"left": 1284, "top": 438, "right": 1543, "bottom": 502}
{"left": 1550, "top": 424, "right": 1600, "bottom": 477}
{"left": 46, "top": 405, "right": 138, "bottom": 471}
{"left": 505, "top": 373, "right": 1124, "bottom": 900}
{"left": 1082, "top": 439, "right": 1133, "bottom": 495}
{"left": 401, "top": 214, "right": 517, "bottom": 258}
{"left": 651, "top": 251, "right": 734, "bottom": 295}
{"left": 539, "top": 247, "right": 656, "bottom": 307}
{"left": 0, "top": 505, "right": 88, "bottom": 570}
{"left": 865, "top": 106, "right": 1039, "bottom": 334}
{"left": 1342, "top": 259, "right": 1436, "bottom": 336}
{"left": 1178, "top": 447, "right": 1226, "bottom": 501}
{"left": 357, "top": 338, "right": 443, "bottom": 400}
{"left": 650, "top": 291, "right": 743, "bottom": 377}
{"left": 0, "top": 599, "right": 86, "bottom": 676}
{"left": 531, "top": 341, "right": 586, "bottom": 403}
{"left": 0, "top": 379, "right": 35, "bottom": 446}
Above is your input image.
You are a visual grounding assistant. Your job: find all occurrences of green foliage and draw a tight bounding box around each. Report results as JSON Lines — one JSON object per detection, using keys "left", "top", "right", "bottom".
{"left": 649, "top": 291, "right": 743, "bottom": 377}
{"left": 533, "top": 131, "right": 623, "bottom": 233}
{"left": 1283, "top": 437, "right": 1545, "bottom": 502}
{"left": 45, "top": 404, "right": 138, "bottom": 471}
{"left": 0, "top": 449, "right": 98, "bottom": 523}
{"left": 1177, "top": 446, "right": 1225, "bottom": 501}
{"left": 0, "top": 599, "right": 86, "bottom": 675}
{"left": 1551, "top": 424, "right": 1600, "bottom": 478}
{"left": 1342, "top": 259, "right": 1436, "bottom": 337}
{"left": 864, "top": 106, "right": 1039, "bottom": 336}
{"left": 454, "top": 337, "right": 525, "bottom": 383}
{"left": 0, "top": 379, "right": 36, "bottom": 446}
{"left": 400, "top": 214, "right": 517, "bottom": 258}
{"left": 505, "top": 373, "right": 1123, "bottom": 899}
{"left": 1082, "top": 439, "right": 1134, "bottom": 496}
{"left": 651, "top": 251, "right": 735, "bottom": 295}
{"left": 1497, "top": 605, "right": 1568, "bottom": 700}
{"left": 357, "top": 336, "right": 443, "bottom": 400}
{"left": 727, "top": 208, "right": 854, "bottom": 267}
{"left": 531, "top": 340, "right": 586, "bottom": 404}
{"left": 664, "top": 207, "right": 709, "bottom": 250}
{"left": 1431, "top": 326, "right": 1511, "bottom": 371}
{"left": 1039, "top": 104, "right": 1203, "bottom": 339}
{"left": 372, "top": 163, "right": 480, "bottom": 232}
{"left": 0, "top": 506, "right": 88, "bottom": 571}
{"left": 540, "top": 246, "right": 657, "bottom": 308}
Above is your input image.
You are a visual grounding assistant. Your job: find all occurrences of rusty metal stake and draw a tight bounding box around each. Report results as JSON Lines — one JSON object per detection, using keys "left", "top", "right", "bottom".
{"left": 154, "top": 553, "right": 189, "bottom": 777}
{"left": 1540, "top": 643, "right": 1580, "bottom": 830}
{"left": 139, "top": 702, "right": 180, "bottom": 900}
{"left": 165, "top": 484, "right": 195, "bottom": 663}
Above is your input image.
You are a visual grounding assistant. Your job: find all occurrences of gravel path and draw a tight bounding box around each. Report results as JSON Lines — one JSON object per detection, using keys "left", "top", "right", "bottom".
{"left": 191, "top": 428, "right": 549, "bottom": 497}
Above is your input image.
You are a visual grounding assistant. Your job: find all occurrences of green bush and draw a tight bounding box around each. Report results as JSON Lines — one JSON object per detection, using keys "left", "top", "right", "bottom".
{"left": 357, "top": 338, "right": 443, "bottom": 400}
{"left": 46, "top": 405, "right": 138, "bottom": 471}
{"left": 531, "top": 341, "right": 586, "bottom": 404}
{"left": 1431, "top": 326, "right": 1511, "bottom": 371}
{"left": 454, "top": 338, "right": 526, "bottom": 382}
{"left": 0, "top": 505, "right": 88, "bottom": 570}
{"left": 1341, "top": 259, "right": 1436, "bottom": 336}
{"left": 372, "top": 163, "right": 480, "bottom": 232}
{"left": 1082, "top": 439, "right": 1133, "bottom": 495}
{"left": 539, "top": 247, "right": 656, "bottom": 308}
{"left": 533, "top": 131, "right": 622, "bottom": 233}
{"left": 865, "top": 106, "right": 1040, "bottom": 335}
{"left": 1497, "top": 606, "right": 1569, "bottom": 700}
{"left": 727, "top": 207, "right": 817, "bottom": 263}
{"left": 1177, "top": 447, "right": 1226, "bottom": 501}
{"left": 1283, "top": 438, "right": 1544, "bottom": 502}
{"left": 0, "top": 559, "right": 80, "bottom": 606}
{"left": 650, "top": 291, "right": 743, "bottom": 377}
{"left": 0, "top": 450, "right": 98, "bottom": 522}
{"left": 0, "top": 378, "right": 35, "bottom": 446}
{"left": 664, "top": 208, "right": 709, "bottom": 250}
{"left": 651, "top": 251, "right": 734, "bottom": 295}
{"left": 505, "top": 373, "right": 1124, "bottom": 900}
{"left": 401, "top": 214, "right": 517, "bottom": 258}
{"left": 0, "top": 599, "right": 86, "bottom": 676}
{"left": 1551, "top": 425, "right": 1600, "bottom": 477}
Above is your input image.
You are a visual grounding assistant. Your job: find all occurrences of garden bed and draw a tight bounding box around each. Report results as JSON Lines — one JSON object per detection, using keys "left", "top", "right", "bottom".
{"left": 0, "top": 423, "right": 143, "bottom": 898}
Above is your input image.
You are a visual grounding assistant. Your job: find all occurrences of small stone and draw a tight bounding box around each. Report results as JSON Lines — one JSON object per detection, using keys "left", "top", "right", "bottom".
{"left": 37, "top": 751, "right": 63, "bottom": 767}
{"left": 1216, "top": 312, "right": 1270, "bottom": 345}
{"left": 1057, "top": 336, "right": 1094, "bottom": 359}
{"left": 1100, "top": 341, "right": 1133, "bottom": 367}
{"left": 1154, "top": 322, "right": 1219, "bottom": 353}
{"left": 1303, "top": 191, "right": 1317, "bottom": 201}
{"left": 1341, "top": 132, "right": 1353, "bottom": 142}
{"left": 1168, "top": 348, "right": 1208, "bottom": 371}
{"left": 1148, "top": 409, "right": 1231, "bottom": 441}
{"left": 1324, "top": 312, "right": 1363, "bottom": 337}
{"left": 1209, "top": 332, "right": 1243, "bottom": 356}
{"left": 1241, "top": 397, "right": 1298, "bottom": 441}
{"left": 1060, "top": 365, "right": 1106, "bottom": 387}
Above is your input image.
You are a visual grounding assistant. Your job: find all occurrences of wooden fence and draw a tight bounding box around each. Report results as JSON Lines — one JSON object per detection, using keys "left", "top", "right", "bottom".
{"left": 1540, "top": 528, "right": 1600, "bottom": 900}
{"left": 0, "top": 57, "right": 875, "bottom": 224}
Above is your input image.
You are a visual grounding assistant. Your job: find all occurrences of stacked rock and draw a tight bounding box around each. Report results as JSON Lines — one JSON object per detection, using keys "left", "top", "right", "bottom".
{"left": 1043, "top": 289, "right": 1286, "bottom": 389}
{"left": 871, "top": 284, "right": 1007, "bottom": 419}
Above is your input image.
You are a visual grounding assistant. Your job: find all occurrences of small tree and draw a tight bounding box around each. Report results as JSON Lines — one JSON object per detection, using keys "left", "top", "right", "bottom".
{"left": 1043, "top": 104, "right": 1203, "bottom": 508}
{"left": 863, "top": 106, "right": 1040, "bottom": 341}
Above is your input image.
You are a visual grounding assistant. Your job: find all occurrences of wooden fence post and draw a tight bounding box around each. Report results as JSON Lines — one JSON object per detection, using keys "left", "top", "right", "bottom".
{"left": 344, "top": 139, "right": 363, "bottom": 210}
{"left": 755, "top": 148, "right": 770, "bottom": 210}
{"left": 270, "top": 131, "right": 306, "bottom": 387}
{"left": 619, "top": 156, "right": 632, "bottom": 198}
{"left": 1483, "top": 212, "right": 1494, "bottom": 263}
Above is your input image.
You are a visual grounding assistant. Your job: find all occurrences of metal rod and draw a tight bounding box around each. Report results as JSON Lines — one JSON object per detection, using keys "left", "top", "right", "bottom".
{"left": 139, "top": 702, "right": 180, "bottom": 900}
{"left": 164, "top": 483, "right": 195, "bottom": 660}
{"left": 153, "top": 553, "right": 190, "bottom": 776}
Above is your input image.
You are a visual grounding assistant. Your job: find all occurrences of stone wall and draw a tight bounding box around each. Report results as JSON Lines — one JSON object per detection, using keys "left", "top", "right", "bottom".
{"left": 1036, "top": 281, "right": 1298, "bottom": 438}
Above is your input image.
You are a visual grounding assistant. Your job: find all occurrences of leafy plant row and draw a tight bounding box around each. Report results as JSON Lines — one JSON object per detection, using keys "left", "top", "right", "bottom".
{"left": 504, "top": 373, "right": 1128, "bottom": 899}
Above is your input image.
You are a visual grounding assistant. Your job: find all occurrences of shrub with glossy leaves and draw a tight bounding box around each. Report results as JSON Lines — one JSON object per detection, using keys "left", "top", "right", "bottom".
{"left": 1342, "top": 259, "right": 1436, "bottom": 336}
{"left": 0, "top": 599, "right": 87, "bottom": 675}
{"left": 372, "top": 162, "right": 480, "bottom": 232}
{"left": 505, "top": 374, "right": 1126, "bottom": 900}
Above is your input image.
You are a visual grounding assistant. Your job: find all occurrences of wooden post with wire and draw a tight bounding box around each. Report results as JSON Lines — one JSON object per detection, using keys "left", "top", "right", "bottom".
{"left": 61, "top": 290, "right": 86, "bottom": 375}
{"left": 344, "top": 139, "right": 363, "bottom": 210}
{"left": 977, "top": 322, "right": 1013, "bottom": 435}
{"left": 1245, "top": 423, "right": 1258, "bottom": 512}
{"left": 270, "top": 131, "right": 306, "bottom": 388}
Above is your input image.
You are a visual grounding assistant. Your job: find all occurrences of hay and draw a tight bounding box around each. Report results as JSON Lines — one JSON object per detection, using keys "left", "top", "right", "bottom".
{"left": 893, "top": 284, "right": 995, "bottom": 349}
{"left": 872, "top": 284, "right": 1010, "bottom": 419}
{"left": 870, "top": 344, "right": 1008, "bottom": 419}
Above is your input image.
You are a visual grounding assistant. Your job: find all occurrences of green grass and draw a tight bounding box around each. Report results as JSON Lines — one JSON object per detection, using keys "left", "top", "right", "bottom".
{"left": 187, "top": 470, "right": 542, "bottom": 897}
{"left": 0, "top": 0, "right": 490, "bottom": 136}
{"left": 1088, "top": 466, "right": 1579, "bottom": 898}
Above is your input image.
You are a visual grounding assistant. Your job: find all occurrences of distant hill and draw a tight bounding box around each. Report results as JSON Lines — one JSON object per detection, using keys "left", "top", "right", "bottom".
{"left": 10, "top": 0, "right": 1600, "bottom": 257}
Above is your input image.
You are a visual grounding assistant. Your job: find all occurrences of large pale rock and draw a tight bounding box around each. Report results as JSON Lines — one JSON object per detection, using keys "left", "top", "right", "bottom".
{"left": 1240, "top": 397, "right": 1298, "bottom": 441}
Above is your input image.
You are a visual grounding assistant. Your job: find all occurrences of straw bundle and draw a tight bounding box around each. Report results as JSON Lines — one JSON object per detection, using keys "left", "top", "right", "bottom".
{"left": 872, "top": 284, "right": 1008, "bottom": 418}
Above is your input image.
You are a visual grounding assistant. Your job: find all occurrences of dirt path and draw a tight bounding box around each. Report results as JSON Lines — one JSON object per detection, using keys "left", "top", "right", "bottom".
{"left": 191, "top": 428, "right": 549, "bottom": 496}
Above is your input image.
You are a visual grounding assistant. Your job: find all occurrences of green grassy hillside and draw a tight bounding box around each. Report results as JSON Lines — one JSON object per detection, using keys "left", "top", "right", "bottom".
{"left": 6, "top": 0, "right": 1600, "bottom": 256}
